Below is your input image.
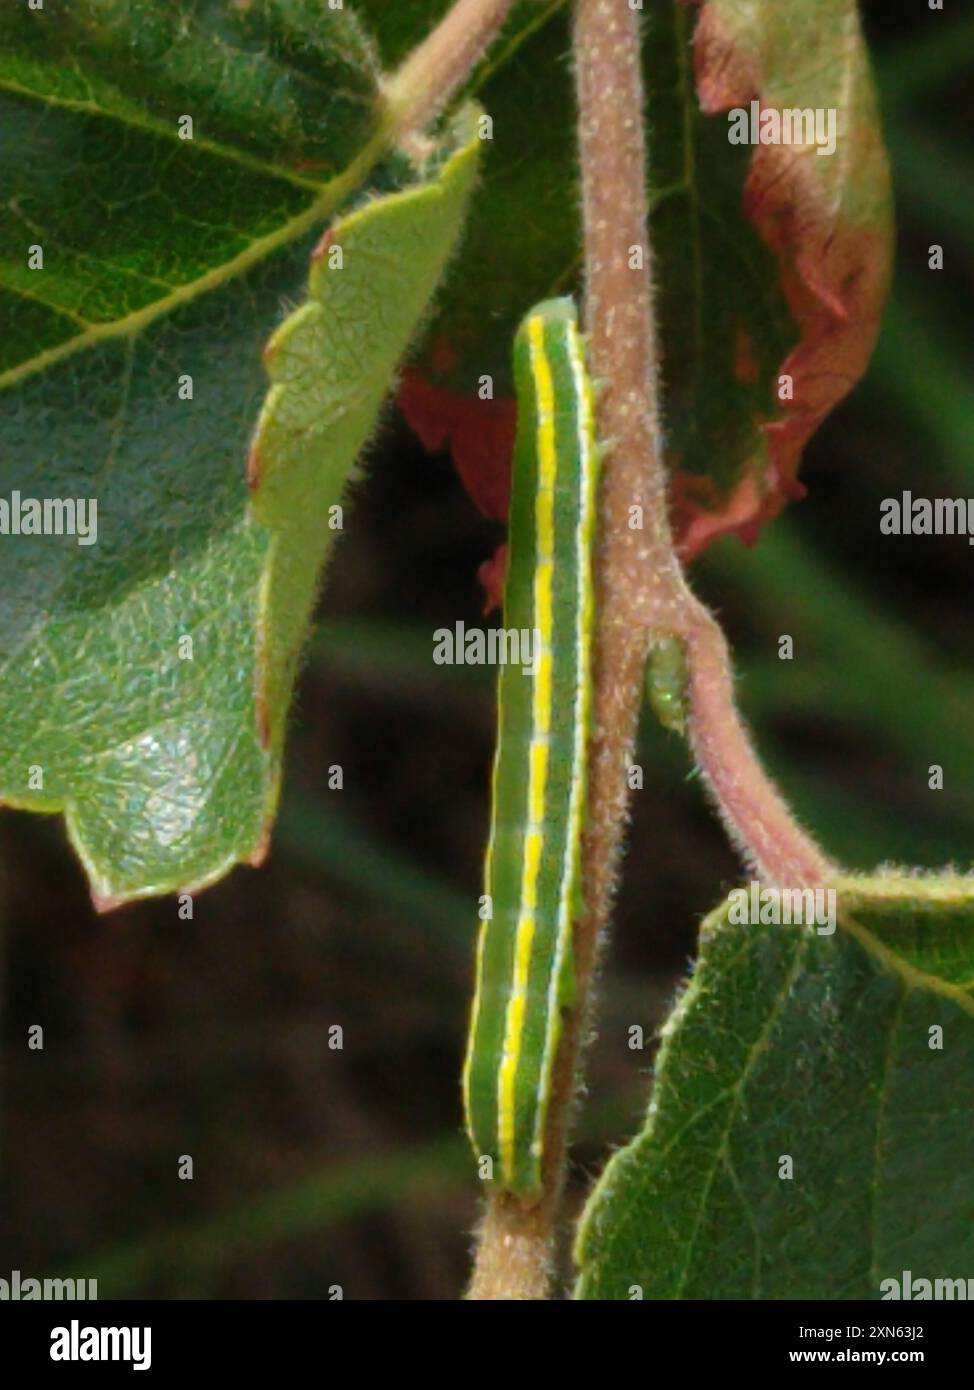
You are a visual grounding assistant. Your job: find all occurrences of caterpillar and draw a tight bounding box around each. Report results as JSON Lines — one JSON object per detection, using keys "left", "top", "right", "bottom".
{"left": 461, "top": 297, "right": 599, "bottom": 1198}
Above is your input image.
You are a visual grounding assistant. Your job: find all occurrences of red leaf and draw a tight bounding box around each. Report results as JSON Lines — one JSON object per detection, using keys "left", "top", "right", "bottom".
{"left": 398, "top": 348, "right": 516, "bottom": 613}
{"left": 398, "top": 348, "right": 516, "bottom": 524}
{"left": 677, "top": 0, "right": 893, "bottom": 554}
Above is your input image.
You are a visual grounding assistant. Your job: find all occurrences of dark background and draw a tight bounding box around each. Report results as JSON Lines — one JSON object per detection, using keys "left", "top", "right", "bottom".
{"left": 1, "top": 1, "right": 972, "bottom": 1299}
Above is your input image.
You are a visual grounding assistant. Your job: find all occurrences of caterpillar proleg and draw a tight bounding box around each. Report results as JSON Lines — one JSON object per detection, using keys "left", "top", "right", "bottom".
{"left": 462, "top": 298, "right": 599, "bottom": 1198}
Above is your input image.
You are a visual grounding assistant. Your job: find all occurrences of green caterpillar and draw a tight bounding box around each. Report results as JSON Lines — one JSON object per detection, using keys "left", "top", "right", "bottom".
{"left": 461, "top": 298, "right": 598, "bottom": 1197}
{"left": 461, "top": 304, "right": 691, "bottom": 1198}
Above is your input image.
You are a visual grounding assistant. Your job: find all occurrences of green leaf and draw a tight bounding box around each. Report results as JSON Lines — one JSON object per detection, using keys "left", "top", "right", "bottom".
{"left": 0, "top": 1, "right": 480, "bottom": 905}
{"left": 575, "top": 876, "right": 974, "bottom": 1299}
{"left": 1, "top": 0, "right": 381, "bottom": 173}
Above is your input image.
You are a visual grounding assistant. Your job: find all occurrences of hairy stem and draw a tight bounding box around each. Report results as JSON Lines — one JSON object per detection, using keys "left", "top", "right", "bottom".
{"left": 381, "top": 0, "right": 517, "bottom": 139}
{"left": 468, "top": 0, "right": 834, "bottom": 1301}
{"left": 683, "top": 606, "right": 834, "bottom": 885}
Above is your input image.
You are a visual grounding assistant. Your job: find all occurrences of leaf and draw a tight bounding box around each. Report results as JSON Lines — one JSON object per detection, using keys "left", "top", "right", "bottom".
{"left": 0, "top": 0, "right": 480, "bottom": 906}
{"left": 396, "top": 0, "right": 892, "bottom": 569}
{"left": 574, "top": 876, "right": 974, "bottom": 1299}
{"left": 248, "top": 125, "right": 480, "bottom": 760}
{"left": 1, "top": 0, "right": 381, "bottom": 173}
{"left": 675, "top": 0, "right": 894, "bottom": 556}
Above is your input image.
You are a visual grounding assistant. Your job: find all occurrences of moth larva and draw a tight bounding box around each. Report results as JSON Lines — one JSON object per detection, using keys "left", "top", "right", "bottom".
{"left": 461, "top": 298, "right": 599, "bottom": 1198}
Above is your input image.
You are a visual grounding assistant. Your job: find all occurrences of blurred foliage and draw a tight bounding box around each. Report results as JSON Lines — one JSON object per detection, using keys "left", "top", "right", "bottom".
{"left": 1, "top": 1, "right": 972, "bottom": 1299}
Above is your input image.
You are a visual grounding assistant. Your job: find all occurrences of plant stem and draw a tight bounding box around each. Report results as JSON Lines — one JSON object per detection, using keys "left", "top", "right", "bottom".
{"left": 467, "top": 0, "right": 834, "bottom": 1301}
{"left": 683, "top": 606, "right": 834, "bottom": 885}
{"left": 381, "top": 0, "right": 517, "bottom": 140}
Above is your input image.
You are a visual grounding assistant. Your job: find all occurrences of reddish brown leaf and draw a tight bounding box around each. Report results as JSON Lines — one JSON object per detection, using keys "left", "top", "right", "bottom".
{"left": 398, "top": 355, "right": 516, "bottom": 525}
{"left": 676, "top": 0, "right": 893, "bottom": 556}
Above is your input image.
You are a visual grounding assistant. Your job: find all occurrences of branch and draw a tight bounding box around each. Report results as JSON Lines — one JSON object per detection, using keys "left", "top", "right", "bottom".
{"left": 380, "top": 0, "right": 517, "bottom": 141}
{"left": 683, "top": 606, "right": 834, "bottom": 885}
